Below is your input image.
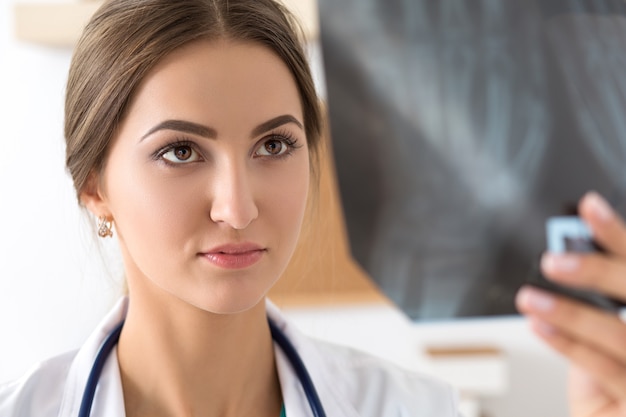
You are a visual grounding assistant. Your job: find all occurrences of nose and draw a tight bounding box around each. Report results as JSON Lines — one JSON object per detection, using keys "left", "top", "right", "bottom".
{"left": 209, "top": 160, "right": 259, "bottom": 230}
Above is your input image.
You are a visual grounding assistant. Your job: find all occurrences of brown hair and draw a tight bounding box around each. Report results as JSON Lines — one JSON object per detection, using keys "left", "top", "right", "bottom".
{"left": 65, "top": 0, "right": 322, "bottom": 199}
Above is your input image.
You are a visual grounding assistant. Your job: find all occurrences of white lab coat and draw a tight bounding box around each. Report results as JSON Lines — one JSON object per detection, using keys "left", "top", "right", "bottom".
{"left": 0, "top": 298, "right": 461, "bottom": 416}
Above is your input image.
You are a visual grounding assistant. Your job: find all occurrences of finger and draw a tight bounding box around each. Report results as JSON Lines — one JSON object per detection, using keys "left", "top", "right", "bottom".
{"left": 528, "top": 316, "right": 626, "bottom": 403}
{"left": 569, "top": 366, "right": 619, "bottom": 417}
{"left": 568, "top": 366, "right": 602, "bottom": 400}
{"left": 579, "top": 191, "right": 626, "bottom": 258}
{"left": 541, "top": 252, "right": 626, "bottom": 302}
{"left": 516, "top": 286, "right": 626, "bottom": 364}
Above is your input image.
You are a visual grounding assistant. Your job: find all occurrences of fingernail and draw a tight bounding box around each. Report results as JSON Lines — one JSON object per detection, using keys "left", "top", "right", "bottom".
{"left": 518, "top": 287, "right": 555, "bottom": 312}
{"left": 541, "top": 253, "right": 580, "bottom": 273}
{"left": 585, "top": 191, "right": 613, "bottom": 222}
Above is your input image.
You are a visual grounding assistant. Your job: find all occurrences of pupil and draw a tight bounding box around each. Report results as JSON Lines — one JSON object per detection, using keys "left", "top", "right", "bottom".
{"left": 266, "top": 141, "right": 282, "bottom": 154}
{"left": 175, "top": 147, "right": 190, "bottom": 160}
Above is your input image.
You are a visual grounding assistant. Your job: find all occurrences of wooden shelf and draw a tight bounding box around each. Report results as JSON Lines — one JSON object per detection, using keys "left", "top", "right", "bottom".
{"left": 14, "top": 0, "right": 318, "bottom": 47}
{"left": 14, "top": 2, "right": 103, "bottom": 47}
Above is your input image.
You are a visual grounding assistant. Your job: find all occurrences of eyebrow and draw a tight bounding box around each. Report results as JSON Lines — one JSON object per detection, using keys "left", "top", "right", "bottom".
{"left": 140, "top": 114, "right": 304, "bottom": 141}
{"left": 251, "top": 114, "right": 304, "bottom": 137}
{"left": 141, "top": 120, "right": 216, "bottom": 141}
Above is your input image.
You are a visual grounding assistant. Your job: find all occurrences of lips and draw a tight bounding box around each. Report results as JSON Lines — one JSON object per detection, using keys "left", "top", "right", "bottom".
{"left": 199, "top": 243, "right": 266, "bottom": 269}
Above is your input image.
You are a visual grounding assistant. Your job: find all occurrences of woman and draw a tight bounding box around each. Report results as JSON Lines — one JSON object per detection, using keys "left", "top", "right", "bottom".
{"left": 517, "top": 191, "right": 626, "bottom": 417}
{"left": 0, "top": 0, "right": 458, "bottom": 415}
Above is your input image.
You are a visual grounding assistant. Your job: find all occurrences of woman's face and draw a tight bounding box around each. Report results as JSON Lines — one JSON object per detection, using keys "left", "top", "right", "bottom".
{"left": 85, "top": 39, "right": 310, "bottom": 314}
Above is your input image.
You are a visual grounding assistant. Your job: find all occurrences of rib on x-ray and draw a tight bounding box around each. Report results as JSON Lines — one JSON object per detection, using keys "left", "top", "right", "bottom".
{"left": 318, "top": 0, "right": 626, "bottom": 320}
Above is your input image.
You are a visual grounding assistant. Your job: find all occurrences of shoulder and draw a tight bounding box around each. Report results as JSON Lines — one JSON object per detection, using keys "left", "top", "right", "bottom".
{"left": 0, "top": 350, "right": 76, "bottom": 417}
{"left": 306, "top": 337, "right": 460, "bottom": 416}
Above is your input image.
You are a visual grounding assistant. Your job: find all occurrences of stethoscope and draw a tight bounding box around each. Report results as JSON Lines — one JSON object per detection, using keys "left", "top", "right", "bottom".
{"left": 78, "top": 318, "right": 326, "bottom": 417}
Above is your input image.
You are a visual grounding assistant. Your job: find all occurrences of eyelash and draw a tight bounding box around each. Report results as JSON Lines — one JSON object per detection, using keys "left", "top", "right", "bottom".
{"left": 257, "top": 129, "right": 302, "bottom": 159}
{"left": 152, "top": 138, "right": 200, "bottom": 165}
{"left": 151, "top": 130, "right": 302, "bottom": 166}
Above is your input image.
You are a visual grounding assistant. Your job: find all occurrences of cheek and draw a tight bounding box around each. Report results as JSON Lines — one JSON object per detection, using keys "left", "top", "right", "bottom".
{"left": 104, "top": 156, "right": 203, "bottom": 251}
{"left": 261, "top": 157, "right": 310, "bottom": 243}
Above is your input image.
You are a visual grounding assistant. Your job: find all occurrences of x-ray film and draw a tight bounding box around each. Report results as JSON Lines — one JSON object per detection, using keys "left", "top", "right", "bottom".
{"left": 319, "top": 0, "right": 626, "bottom": 320}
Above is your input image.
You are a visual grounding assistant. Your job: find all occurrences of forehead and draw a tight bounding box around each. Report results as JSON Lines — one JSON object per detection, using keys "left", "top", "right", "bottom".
{"left": 123, "top": 38, "right": 303, "bottom": 134}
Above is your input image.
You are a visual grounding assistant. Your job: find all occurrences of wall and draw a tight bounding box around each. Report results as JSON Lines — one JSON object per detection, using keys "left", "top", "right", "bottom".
{"left": 0, "top": 0, "right": 125, "bottom": 383}
{"left": 0, "top": 2, "right": 570, "bottom": 416}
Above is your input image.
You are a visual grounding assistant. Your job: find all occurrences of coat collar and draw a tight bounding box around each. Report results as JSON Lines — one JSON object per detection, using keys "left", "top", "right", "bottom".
{"left": 267, "top": 301, "right": 360, "bottom": 417}
{"left": 56, "top": 297, "right": 358, "bottom": 417}
{"left": 57, "top": 297, "right": 128, "bottom": 417}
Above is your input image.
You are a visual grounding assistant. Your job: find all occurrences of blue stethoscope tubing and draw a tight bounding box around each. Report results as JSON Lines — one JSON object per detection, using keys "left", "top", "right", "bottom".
{"left": 78, "top": 318, "right": 326, "bottom": 417}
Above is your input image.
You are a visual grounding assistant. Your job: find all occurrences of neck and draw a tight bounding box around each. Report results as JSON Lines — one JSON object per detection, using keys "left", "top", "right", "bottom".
{"left": 117, "top": 289, "right": 282, "bottom": 417}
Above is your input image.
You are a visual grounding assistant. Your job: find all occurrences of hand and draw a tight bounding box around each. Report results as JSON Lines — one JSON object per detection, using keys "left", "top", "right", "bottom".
{"left": 516, "top": 191, "right": 626, "bottom": 417}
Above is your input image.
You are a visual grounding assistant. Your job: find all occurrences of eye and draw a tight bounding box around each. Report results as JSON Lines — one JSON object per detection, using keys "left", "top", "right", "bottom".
{"left": 255, "top": 133, "right": 300, "bottom": 158}
{"left": 258, "top": 139, "right": 287, "bottom": 156}
{"left": 161, "top": 145, "right": 200, "bottom": 164}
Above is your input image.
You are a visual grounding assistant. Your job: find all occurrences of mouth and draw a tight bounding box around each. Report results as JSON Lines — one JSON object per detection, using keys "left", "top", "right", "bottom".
{"left": 199, "top": 243, "right": 267, "bottom": 270}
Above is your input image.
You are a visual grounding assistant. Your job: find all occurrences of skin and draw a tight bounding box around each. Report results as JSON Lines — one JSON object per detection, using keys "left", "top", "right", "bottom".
{"left": 516, "top": 191, "right": 626, "bottom": 417}
{"left": 81, "top": 39, "right": 310, "bottom": 417}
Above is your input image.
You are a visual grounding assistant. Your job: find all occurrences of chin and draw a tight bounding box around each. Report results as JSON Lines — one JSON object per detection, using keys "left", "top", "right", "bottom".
{"left": 181, "top": 284, "right": 270, "bottom": 316}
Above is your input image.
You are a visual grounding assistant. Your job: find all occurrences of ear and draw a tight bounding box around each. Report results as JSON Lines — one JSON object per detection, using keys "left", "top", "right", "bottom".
{"left": 80, "top": 171, "right": 111, "bottom": 218}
